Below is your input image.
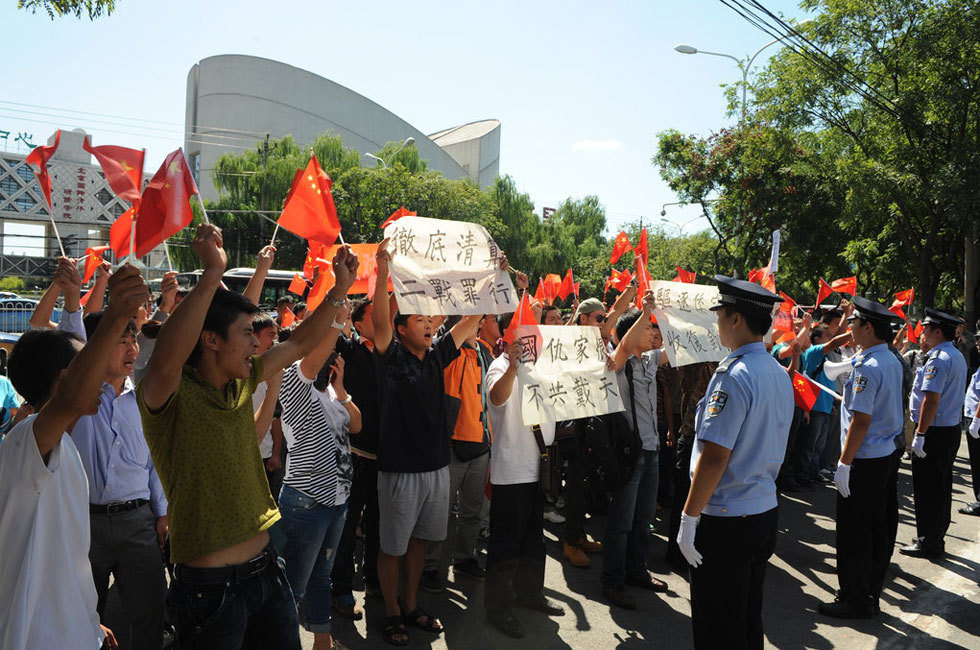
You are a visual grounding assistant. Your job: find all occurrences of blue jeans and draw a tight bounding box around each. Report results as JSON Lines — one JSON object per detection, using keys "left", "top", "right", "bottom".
{"left": 278, "top": 484, "right": 348, "bottom": 634}
{"left": 798, "top": 410, "right": 832, "bottom": 480}
{"left": 601, "top": 448, "right": 659, "bottom": 587}
{"left": 167, "top": 547, "right": 300, "bottom": 650}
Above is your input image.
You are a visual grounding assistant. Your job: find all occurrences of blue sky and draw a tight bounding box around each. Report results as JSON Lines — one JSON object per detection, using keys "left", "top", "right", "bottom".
{"left": 0, "top": 0, "right": 804, "bottom": 236}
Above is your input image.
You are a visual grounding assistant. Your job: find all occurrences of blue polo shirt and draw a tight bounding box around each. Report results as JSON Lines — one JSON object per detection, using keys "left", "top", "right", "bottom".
{"left": 920, "top": 341, "right": 968, "bottom": 427}
{"left": 691, "top": 341, "right": 793, "bottom": 517}
{"left": 801, "top": 343, "right": 834, "bottom": 415}
{"left": 840, "top": 344, "right": 903, "bottom": 459}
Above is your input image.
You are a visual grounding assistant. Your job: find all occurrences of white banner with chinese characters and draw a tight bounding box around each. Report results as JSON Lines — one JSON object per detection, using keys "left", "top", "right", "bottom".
{"left": 384, "top": 216, "right": 518, "bottom": 315}
{"left": 650, "top": 281, "right": 728, "bottom": 367}
{"left": 517, "top": 325, "right": 625, "bottom": 426}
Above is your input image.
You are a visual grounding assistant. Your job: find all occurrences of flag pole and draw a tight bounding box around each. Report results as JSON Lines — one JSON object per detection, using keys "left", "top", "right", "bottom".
{"left": 49, "top": 214, "right": 66, "bottom": 257}
{"left": 163, "top": 240, "right": 174, "bottom": 273}
{"left": 127, "top": 216, "right": 137, "bottom": 266}
{"left": 195, "top": 193, "right": 210, "bottom": 225}
{"left": 270, "top": 222, "right": 281, "bottom": 248}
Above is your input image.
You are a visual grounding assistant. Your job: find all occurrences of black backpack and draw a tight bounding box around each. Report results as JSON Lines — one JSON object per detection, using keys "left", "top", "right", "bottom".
{"left": 576, "top": 411, "right": 641, "bottom": 493}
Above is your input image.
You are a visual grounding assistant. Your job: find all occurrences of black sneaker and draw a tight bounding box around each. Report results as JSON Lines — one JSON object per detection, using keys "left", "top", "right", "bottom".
{"left": 420, "top": 569, "right": 447, "bottom": 593}
{"left": 453, "top": 559, "right": 486, "bottom": 581}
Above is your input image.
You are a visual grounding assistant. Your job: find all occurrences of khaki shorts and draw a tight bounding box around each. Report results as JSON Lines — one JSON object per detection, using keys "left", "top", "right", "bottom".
{"left": 377, "top": 466, "right": 450, "bottom": 556}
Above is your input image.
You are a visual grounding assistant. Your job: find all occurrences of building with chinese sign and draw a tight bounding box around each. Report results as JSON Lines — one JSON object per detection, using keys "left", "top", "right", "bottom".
{"left": 185, "top": 55, "right": 501, "bottom": 199}
{"left": 0, "top": 128, "right": 160, "bottom": 279}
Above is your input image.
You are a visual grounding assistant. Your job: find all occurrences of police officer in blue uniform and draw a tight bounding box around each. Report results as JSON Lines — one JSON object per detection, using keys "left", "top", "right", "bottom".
{"left": 901, "top": 308, "right": 968, "bottom": 558}
{"left": 676, "top": 276, "right": 793, "bottom": 649}
{"left": 960, "top": 331, "right": 980, "bottom": 516}
{"left": 819, "top": 297, "right": 904, "bottom": 619}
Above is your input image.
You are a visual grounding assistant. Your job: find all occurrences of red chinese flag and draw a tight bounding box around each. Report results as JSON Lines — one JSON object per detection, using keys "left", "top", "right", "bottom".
{"left": 381, "top": 206, "right": 416, "bottom": 230}
{"left": 277, "top": 156, "right": 341, "bottom": 246}
{"left": 503, "top": 292, "right": 538, "bottom": 345}
{"left": 634, "top": 228, "right": 648, "bottom": 263}
{"left": 281, "top": 308, "right": 296, "bottom": 328}
{"left": 776, "top": 330, "right": 796, "bottom": 345}
{"left": 610, "top": 231, "right": 633, "bottom": 264}
{"left": 25, "top": 130, "right": 61, "bottom": 208}
{"left": 792, "top": 371, "right": 820, "bottom": 411}
{"left": 611, "top": 268, "right": 633, "bottom": 292}
{"left": 573, "top": 282, "right": 580, "bottom": 298}
{"left": 816, "top": 278, "right": 834, "bottom": 307}
{"left": 673, "top": 267, "right": 696, "bottom": 283}
{"left": 544, "top": 273, "right": 562, "bottom": 304}
{"left": 894, "top": 288, "right": 914, "bottom": 306}
{"left": 109, "top": 207, "right": 136, "bottom": 258}
{"left": 288, "top": 273, "right": 308, "bottom": 296}
{"left": 558, "top": 269, "right": 575, "bottom": 300}
{"left": 889, "top": 303, "right": 906, "bottom": 321}
{"left": 778, "top": 291, "right": 797, "bottom": 312}
{"left": 83, "top": 137, "right": 144, "bottom": 203}
{"left": 635, "top": 256, "right": 652, "bottom": 309}
{"left": 79, "top": 284, "right": 95, "bottom": 308}
{"left": 112, "top": 150, "right": 197, "bottom": 258}
{"left": 831, "top": 276, "right": 857, "bottom": 296}
{"left": 534, "top": 279, "right": 545, "bottom": 303}
{"left": 82, "top": 245, "right": 111, "bottom": 284}
{"left": 305, "top": 265, "right": 334, "bottom": 314}
{"left": 750, "top": 267, "right": 775, "bottom": 292}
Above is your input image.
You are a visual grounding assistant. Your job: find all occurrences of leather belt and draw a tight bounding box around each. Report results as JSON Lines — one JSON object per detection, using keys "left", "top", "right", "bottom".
{"left": 89, "top": 499, "right": 149, "bottom": 515}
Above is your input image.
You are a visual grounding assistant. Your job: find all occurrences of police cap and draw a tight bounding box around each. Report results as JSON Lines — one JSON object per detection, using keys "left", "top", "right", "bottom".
{"left": 848, "top": 296, "right": 902, "bottom": 325}
{"left": 920, "top": 307, "right": 964, "bottom": 329}
{"left": 710, "top": 275, "right": 783, "bottom": 314}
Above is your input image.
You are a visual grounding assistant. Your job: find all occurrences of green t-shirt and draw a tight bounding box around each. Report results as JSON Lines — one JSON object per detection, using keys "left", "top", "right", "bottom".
{"left": 137, "top": 356, "right": 279, "bottom": 564}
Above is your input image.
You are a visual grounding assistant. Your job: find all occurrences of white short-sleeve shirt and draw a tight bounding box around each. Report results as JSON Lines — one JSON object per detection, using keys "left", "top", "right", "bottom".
{"left": 486, "top": 354, "right": 555, "bottom": 485}
{"left": 0, "top": 415, "right": 104, "bottom": 650}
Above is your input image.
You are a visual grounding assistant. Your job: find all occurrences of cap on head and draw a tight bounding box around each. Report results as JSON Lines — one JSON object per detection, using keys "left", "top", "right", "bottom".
{"left": 848, "top": 296, "right": 902, "bottom": 325}
{"left": 572, "top": 298, "right": 605, "bottom": 322}
{"left": 709, "top": 275, "right": 782, "bottom": 314}
{"left": 920, "top": 307, "right": 963, "bottom": 329}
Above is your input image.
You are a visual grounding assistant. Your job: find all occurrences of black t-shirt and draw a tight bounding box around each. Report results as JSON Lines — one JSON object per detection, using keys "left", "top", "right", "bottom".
{"left": 336, "top": 335, "right": 380, "bottom": 456}
{"left": 375, "top": 334, "right": 461, "bottom": 473}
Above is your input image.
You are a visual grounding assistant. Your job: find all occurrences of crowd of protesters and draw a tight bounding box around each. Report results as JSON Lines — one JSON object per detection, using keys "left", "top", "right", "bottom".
{"left": 1, "top": 224, "right": 979, "bottom": 650}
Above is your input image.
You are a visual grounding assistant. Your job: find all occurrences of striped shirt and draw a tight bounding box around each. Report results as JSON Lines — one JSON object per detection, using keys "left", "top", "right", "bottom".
{"left": 278, "top": 361, "right": 353, "bottom": 507}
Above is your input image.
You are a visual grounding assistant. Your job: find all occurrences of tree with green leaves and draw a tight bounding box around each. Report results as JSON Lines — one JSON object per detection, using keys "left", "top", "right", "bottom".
{"left": 17, "top": 0, "right": 115, "bottom": 19}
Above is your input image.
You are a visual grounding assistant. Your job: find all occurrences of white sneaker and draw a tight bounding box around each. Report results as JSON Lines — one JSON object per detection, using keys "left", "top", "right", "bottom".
{"left": 543, "top": 509, "right": 566, "bottom": 524}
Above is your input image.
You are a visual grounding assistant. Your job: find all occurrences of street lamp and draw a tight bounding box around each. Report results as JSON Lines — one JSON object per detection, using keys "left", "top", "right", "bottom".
{"left": 674, "top": 20, "right": 810, "bottom": 119}
{"left": 365, "top": 137, "right": 416, "bottom": 169}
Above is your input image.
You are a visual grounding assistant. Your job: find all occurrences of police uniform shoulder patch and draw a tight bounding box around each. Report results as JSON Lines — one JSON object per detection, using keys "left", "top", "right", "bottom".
{"left": 854, "top": 375, "right": 869, "bottom": 393}
{"left": 706, "top": 390, "right": 728, "bottom": 417}
{"left": 715, "top": 354, "right": 743, "bottom": 374}
{"left": 925, "top": 365, "right": 937, "bottom": 380}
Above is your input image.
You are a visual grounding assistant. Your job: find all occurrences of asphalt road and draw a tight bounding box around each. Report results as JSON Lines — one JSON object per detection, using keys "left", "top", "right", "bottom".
{"left": 322, "top": 445, "right": 980, "bottom": 650}
{"left": 104, "top": 441, "right": 980, "bottom": 649}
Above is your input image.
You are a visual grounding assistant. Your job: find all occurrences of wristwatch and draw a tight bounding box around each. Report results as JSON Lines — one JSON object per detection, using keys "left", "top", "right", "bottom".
{"left": 325, "top": 293, "right": 345, "bottom": 308}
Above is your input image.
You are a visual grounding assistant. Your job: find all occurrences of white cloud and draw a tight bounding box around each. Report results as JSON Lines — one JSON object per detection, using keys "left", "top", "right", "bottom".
{"left": 571, "top": 139, "right": 622, "bottom": 151}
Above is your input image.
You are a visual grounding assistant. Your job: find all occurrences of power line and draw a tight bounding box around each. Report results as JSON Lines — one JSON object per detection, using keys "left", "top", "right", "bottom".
{"left": 0, "top": 99, "right": 269, "bottom": 137}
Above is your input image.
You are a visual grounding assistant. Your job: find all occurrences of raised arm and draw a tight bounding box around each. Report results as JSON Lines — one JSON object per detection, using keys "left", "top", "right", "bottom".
{"left": 373, "top": 239, "right": 394, "bottom": 355}
{"left": 261, "top": 246, "right": 357, "bottom": 380}
{"left": 449, "top": 316, "right": 483, "bottom": 349}
{"left": 611, "top": 290, "right": 655, "bottom": 371}
{"left": 34, "top": 265, "right": 148, "bottom": 456}
{"left": 255, "top": 370, "right": 283, "bottom": 443}
{"left": 84, "top": 261, "right": 111, "bottom": 315}
{"left": 141, "top": 224, "right": 226, "bottom": 411}
{"left": 31, "top": 257, "right": 79, "bottom": 329}
{"left": 489, "top": 341, "right": 522, "bottom": 406}
{"left": 242, "top": 245, "right": 276, "bottom": 306}
{"left": 330, "top": 356, "right": 362, "bottom": 434}
{"left": 298, "top": 304, "right": 348, "bottom": 381}
{"left": 604, "top": 285, "right": 637, "bottom": 341}
{"left": 29, "top": 279, "right": 62, "bottom": 330}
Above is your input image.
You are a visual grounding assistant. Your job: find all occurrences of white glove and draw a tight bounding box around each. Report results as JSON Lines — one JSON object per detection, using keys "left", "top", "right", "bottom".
{"left": 677, "top": 512, "right": 703, "bottom": 568}
{"left": 911, "top": 434, "right": 927, "bottom": 458}
{"left": 969, "top": 417, "right": 980, "bottom": 439}
{"left": 834, "top": 462, "right": 851, "bottom": 498}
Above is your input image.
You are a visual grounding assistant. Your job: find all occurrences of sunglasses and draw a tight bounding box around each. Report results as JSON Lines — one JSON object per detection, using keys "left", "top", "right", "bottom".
{"left": 592, "top": 314, "right": 606, "bottom": 323}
